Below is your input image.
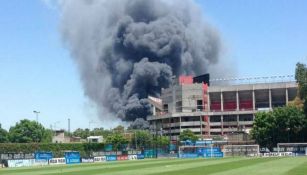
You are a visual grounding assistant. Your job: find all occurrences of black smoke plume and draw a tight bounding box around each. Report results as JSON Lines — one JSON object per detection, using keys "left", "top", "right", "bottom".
{"left": 60, "top": 0, "right": 227, "bottom": 121}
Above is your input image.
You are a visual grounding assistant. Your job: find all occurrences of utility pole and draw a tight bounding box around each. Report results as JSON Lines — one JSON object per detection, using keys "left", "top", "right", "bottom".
{"left": 33, "top": 110, "right": 40, "bottom": 123}
{"left": 68, "top": 118, "right": 71, "bottom": 135}
{"left": 135, "top": 130, "right": 138, "bottom": 150}
{"left": 88, "top": 120, "right": 96, "bottom": 136}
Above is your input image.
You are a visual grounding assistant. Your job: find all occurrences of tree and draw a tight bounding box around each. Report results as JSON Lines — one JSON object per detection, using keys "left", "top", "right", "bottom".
{"left": 251, "top": 106, "right": 306, "bottom": 150}
{"left": 179, "top": 129, "right": 198, "bottom": 142}
{"left": 288, "top": 96, "right": 304, "bottom": 109}
{"left": 0, "top": 124, "right": 8, "bottom": 143}
{"left": 131, "top": 130, "right": 152, "bottom": 149}
{"left": 72, "top": 127, "right": 113, "bottom": 139}
{"left": 41, "top": 129, "right": 53, "bottom": 143}
{"left": 295, "top": 62, "right": 307, "bottom": 115}
{"left": 73, "top": 128, "right": 90, "bottom": 139}
{"left": 154, "top": 135, "right": 169, "bottom": 147}
{"left": 9, "top": 119, "right": 51, "bottom": 143}
{"left": 128, "top": 118, "right": 149, "bottom": 130}
{"left": 105, "top": 133, "right": 129, "bottom": 151}
{"left": 113, "top": 125, "right": 125, "bottom": 133}
{"left": 90, "top": 127, "right": 112, "bottom": 137}
{"left": 250, "top": 110, "right": 276, "bottom": 149}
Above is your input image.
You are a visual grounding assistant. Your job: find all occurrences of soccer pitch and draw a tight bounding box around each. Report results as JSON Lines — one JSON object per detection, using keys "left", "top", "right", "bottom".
{"left": 1, "top": 157, "right": 307, "bottom": 175}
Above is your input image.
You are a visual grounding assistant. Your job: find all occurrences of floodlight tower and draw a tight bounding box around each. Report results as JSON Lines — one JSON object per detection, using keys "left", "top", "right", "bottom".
{"left": 33, "top": 110, "right": 40, "bottom": 123}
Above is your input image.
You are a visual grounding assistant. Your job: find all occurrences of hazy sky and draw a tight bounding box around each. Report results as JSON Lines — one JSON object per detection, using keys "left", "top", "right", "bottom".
{"left": 0, "top": 0, "right": 306, "bottom": 131}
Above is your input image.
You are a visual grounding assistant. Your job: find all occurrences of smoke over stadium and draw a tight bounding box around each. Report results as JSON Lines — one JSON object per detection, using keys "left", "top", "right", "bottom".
{"left": 59, "top": 0, "right": 231, "bottom": 121}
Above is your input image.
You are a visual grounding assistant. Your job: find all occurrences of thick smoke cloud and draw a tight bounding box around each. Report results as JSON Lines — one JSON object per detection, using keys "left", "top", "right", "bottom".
{"left": 60, "top": 0, "right": 226, "bottom": 121}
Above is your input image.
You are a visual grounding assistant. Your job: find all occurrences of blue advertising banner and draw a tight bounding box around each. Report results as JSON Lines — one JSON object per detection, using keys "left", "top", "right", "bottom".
{"left": 65, "top": 152, "right": 80, "bottom": 164}
{"left": 137, "top": 154, "right": 145, "bottom": 159}
{"left": 144, "top": 150, "right": 156, "bottom": 158}
{"left": 195, "top": 140, "right": 213, "bottom": 146}
{"left": 200, "top": 147, "right": 220, "bottom": 153}
{"left": 35, "top": 152, "right": 53, "bottom": 160}
{"left": 179, "top": 147, "right": 224, "bottom": 158}
{"left": 179, "top": 153, "right": 198, "bottom": 158}
{"left": 197, "top": 147, "right": 220, "bottom": 153}
{"left": 106, "top": 155, "right": 117, "bottom": 161}
{"left": 205, "top": 152, "right": 224, "bottom": 158}
{"left": 105, "top": 144, "right": 113, "bottom": 151}
{"left": 169, "top": 144, "right": 177, "bottom": 151}
{"left": 195, "top": 147, "right": 223, "bottom": 158}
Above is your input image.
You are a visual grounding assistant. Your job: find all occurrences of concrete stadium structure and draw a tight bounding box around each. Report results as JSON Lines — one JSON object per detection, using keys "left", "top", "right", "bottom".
{"left": 147, "top": 75, "right": 298, "bottom": 141}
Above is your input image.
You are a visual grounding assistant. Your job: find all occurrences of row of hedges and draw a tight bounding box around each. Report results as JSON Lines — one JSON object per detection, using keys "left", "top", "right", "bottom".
{"left": 0, "top": 143, "right": 105, "bottom": 157}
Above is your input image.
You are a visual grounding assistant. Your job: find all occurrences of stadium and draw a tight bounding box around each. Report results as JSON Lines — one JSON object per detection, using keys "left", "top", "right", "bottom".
{"left": 147, "top": 74, "right": 298, "bottom": 140}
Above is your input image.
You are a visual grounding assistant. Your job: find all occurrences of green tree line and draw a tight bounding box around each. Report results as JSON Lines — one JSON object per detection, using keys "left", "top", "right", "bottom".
{"left": 251, "top": 62, "right": 307, "bottom": 149}
{"left": 0, "top": 120, "right": 53, "bottom": 143}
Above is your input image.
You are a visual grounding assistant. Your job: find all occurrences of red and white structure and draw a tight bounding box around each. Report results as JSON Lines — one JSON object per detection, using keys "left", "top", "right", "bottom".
{"left": 147, "top": 74, "right": 298, "bottom": 141}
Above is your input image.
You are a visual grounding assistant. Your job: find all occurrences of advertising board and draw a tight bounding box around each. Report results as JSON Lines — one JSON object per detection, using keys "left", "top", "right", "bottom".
{"left": 65, "top": 152, "right": 80, "bottom": 164}
{"left": 35, "top": 152, "right": 53, "bottom": 160}
{"left": 178, "top": 153, "right": 198, "bottom": 158}
{"left": 137, "top": 154, "right": 145, "bottom": 159}
{"left": 1, "top": 153, "right": 34, "bottom": 160}
{"left": 128, "top": 155, "right": 137, "bottom": 160}
{"left": 117, "top": 155, "right": 128, "bottom": 161}
{"left": 49, "top": 158, "right": 66, "bottom": 165}
{"left": 106, "top": 155, "right": 117, "bottom": 161}
{"left": 81, "top": 158, "right": 94, "bottom": 163}
{"left": 94, "top": 156, "right": 106, "bottom": 162}
{"left": 8, "top": 159, "right": 35, "bottom": 168}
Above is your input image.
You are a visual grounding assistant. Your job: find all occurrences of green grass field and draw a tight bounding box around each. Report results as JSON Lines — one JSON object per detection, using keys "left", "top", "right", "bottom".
{"left": 1, "top": 157, "right": 307, "bottom": 175}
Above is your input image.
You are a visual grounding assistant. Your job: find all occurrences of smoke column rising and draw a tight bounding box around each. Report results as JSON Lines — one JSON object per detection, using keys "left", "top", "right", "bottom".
{"left": 60, "top": 0, "right": 227, "bottom": 121}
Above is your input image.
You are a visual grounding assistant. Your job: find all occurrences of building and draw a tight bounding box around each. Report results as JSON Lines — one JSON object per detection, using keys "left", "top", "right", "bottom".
{"left": 147, "top": 74, "right": 298, "bottom": 141}
{"left": 87, "top": 136, "right": 103, "bottom": 143}
{"left": 52, "top": 130, "right": 82, "bottom": 143}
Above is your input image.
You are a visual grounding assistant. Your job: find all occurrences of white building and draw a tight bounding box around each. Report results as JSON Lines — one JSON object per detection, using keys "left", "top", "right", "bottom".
{"left": 87, "top": 136, "right": 103, "bottom": 143}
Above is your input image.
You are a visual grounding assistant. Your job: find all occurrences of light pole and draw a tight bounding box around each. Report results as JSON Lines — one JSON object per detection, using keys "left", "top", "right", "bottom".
{"left": 150, "top": 125, "right": 157, "bottom": 158}
{"left": 68, "top": 118, "right": 71, "bottom": 135}
{"left": 231, "top": 130, "right": 234, "bottom": 157}
{"left": 286, "top": 128, "right": 290, "bottom": 143}
{"left": 135, "top": 130, "right": 138, "bottom": 150}
{"left": 33, "top": 111, "right": 40, "bottom": 123}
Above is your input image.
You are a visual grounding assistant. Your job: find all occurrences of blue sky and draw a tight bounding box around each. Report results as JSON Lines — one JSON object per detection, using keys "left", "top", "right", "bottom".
{"left": 0, "top": 0, "right": 306, "bottom": 130}
{"left": 198, "top": 0, "right": 307, "bottom": 77}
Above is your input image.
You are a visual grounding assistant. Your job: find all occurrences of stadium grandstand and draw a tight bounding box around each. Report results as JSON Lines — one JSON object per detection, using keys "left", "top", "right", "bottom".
{"left": 147, "top": 74, "right": 298, "bottom": 141}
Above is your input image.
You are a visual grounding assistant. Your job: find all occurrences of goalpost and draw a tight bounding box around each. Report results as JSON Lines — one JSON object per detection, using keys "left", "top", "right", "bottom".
{"left": 223, "top": 145, "right": 259, "bottom": 157}
{"left": 277, "top": 143, "right": 307, "bottom": 156}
